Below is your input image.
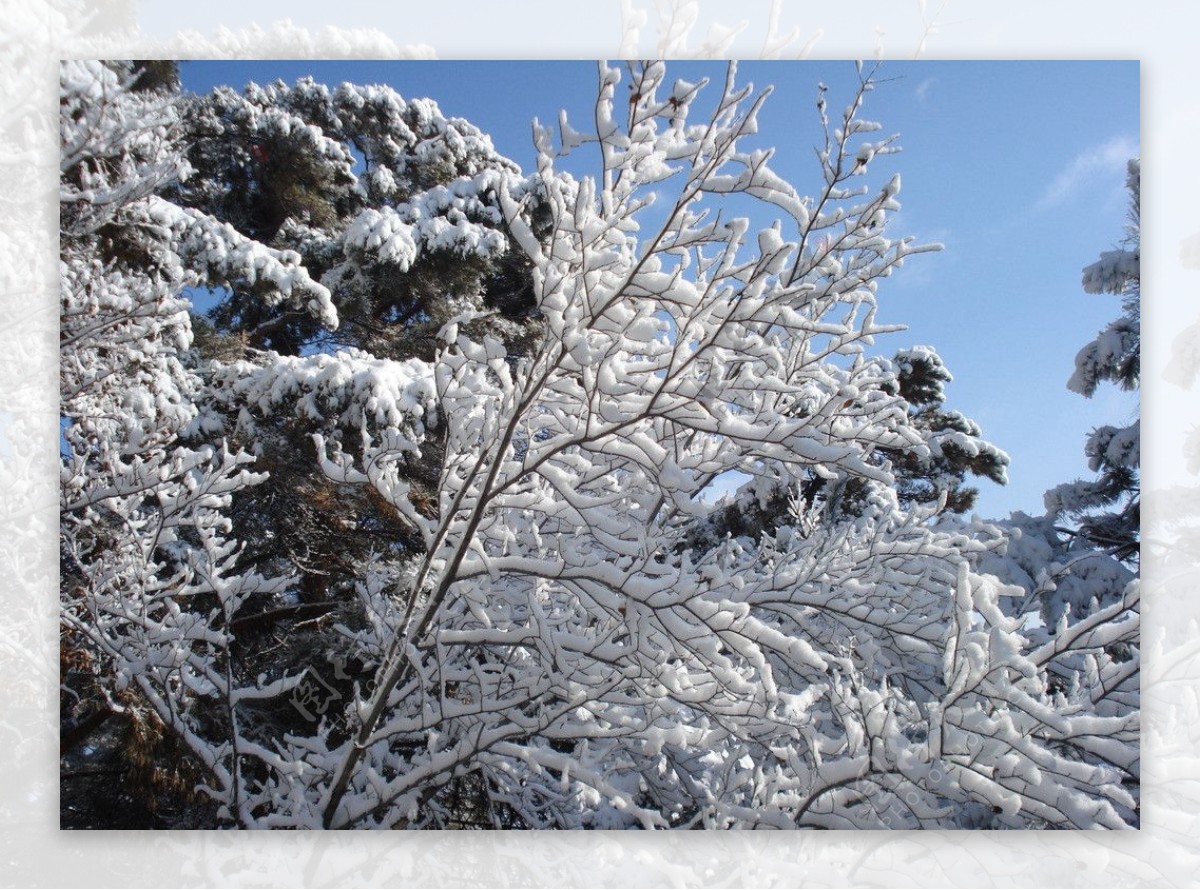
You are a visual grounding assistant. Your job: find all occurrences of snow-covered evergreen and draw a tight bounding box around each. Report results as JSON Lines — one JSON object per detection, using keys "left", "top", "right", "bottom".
{"left": 1045, "top": 159, "right": 1140, "bottom": 562}
{"left": 60, "top": 60, "right": 1139, "bottom": 830}
{"left": 60, "top": 61, "right": 304, "bottom": 825}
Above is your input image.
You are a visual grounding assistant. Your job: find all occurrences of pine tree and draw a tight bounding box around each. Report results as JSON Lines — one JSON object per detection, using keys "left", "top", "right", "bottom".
{"left": 172, "top": 76, "right": 548, "bottom": 613}
{"left": 173, "top": 76, "right": 543, "bottom": 359}
{"left": 1045, "top": 159, "right": 1140, "bottom": 563}
{"left": 889, "top": 346, "right": 1009, "bottom": 512}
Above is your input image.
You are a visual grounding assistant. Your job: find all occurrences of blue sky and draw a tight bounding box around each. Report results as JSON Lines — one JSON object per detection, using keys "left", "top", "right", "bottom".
{"left": 178, "top": 60, "right": 1139, "bottom": 520}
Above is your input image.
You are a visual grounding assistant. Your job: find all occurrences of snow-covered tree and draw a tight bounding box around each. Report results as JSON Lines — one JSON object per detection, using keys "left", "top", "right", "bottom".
{"left": 172, "top": 75, "right": 548, "bottom": 617}
{"left": 678, "top": 343, "right": 1008, "bottom": 556}
{"left": 59, "top": 59, "right": 330, "bottom": 824}
{"left": 958, "top": 161, "right": 1142, "bottom": 745}
{"left": 1045, "top": 159, "right": 1140, "bottom": 563}
{"left": 174, "top": 75, "right": 541, "bottom": 359}
{"left": 887, "top": 346, "right": 1009, "bottom": 512}
{"left": 937, "top": 162, "right": 1141, "bottom": 809}
{"left": 62, "top": 60, "right": 1139, "bottom": 830}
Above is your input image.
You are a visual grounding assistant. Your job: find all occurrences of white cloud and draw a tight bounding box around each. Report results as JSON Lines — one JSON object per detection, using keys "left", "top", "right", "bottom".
{"left": 1036, "top": 134, "right": 1139, "bottom": 210}
{"left": 914, "top": 77, "right": 936, "bottom": 103}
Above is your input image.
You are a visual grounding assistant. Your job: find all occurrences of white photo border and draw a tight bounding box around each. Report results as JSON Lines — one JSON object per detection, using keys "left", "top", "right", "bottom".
{"left": 8, "top": 2, "right": 1192, "bottom": 886}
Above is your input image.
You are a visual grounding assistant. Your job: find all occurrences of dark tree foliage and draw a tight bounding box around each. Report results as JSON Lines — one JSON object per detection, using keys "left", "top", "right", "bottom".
{"left": 887, "top": 346, "right": 1009, "bottom": 514}
{"left": 129, "top": 60, "right": 180, "bottom": 95}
